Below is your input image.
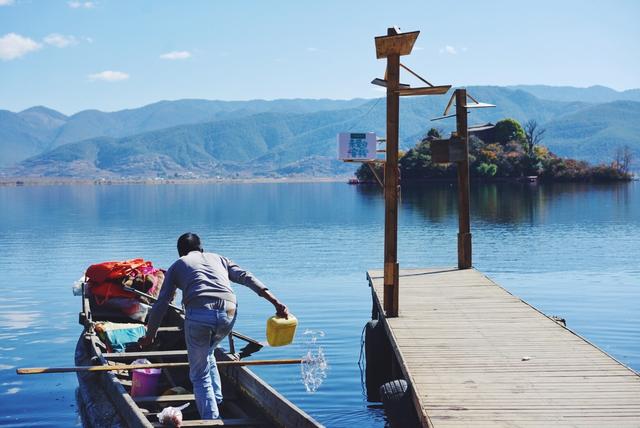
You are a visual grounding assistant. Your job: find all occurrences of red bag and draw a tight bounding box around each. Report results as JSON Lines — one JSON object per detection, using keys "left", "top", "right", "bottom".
{"left": 85, "top": 259, "right": 153, "bottom": 304}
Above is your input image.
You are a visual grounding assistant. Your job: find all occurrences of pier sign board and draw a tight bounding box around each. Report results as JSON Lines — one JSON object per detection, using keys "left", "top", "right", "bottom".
{"left": 337, "top": 132, "right": 377, "bottom": 161}
{"left": 430, "top": 137, "right": 466, "bottom": 163}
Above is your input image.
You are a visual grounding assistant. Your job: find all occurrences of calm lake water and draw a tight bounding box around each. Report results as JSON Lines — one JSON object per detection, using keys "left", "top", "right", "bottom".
{"left": 0, "top": 181, "right": 638, "bottom": 427}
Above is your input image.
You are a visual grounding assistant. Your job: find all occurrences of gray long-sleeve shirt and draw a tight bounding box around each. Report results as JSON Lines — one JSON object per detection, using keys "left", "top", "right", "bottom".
{"left": 146, "top": 250, "right": 267, "bottom": 337}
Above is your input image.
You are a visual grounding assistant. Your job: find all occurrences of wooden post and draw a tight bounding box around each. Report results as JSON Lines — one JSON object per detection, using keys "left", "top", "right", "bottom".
{"left": 383, "top": 44, "right": 400, "bottom": 317}
{"left": 455, "top": 89, "right": 472, "bottom": 269}
{"left": 374, "top": 27, "right": 423, "bottom": 317}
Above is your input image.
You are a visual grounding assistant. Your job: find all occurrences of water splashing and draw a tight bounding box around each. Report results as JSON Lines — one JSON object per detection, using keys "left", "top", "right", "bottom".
{"left": 300, "top": 329, "right": 328, "bottom": 393}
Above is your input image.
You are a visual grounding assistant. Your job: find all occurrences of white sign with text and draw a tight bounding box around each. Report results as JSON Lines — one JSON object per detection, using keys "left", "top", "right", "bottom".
{"left": 337, "top": 132, "right": 377, "bottom": 161}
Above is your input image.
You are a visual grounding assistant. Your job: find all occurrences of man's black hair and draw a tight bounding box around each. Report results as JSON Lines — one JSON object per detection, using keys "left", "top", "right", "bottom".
{"left": 177, "top": 232, "right": 203, "bottom": 257}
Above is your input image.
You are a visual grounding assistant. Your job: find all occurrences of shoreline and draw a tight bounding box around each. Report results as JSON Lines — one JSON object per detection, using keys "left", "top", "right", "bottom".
{"left": 355, "top": 176, "right": 637, "bottom": 185}
{"left": 2, "top": 175, "right": 635, "bottom": 187}
{"left": 0, "top": 176, "right": 347, "bottom": 187}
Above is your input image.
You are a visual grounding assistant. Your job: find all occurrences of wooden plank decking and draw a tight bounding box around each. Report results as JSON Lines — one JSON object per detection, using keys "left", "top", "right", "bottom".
{"left": 367, "top": 268, "right": 640, "bottom": 428}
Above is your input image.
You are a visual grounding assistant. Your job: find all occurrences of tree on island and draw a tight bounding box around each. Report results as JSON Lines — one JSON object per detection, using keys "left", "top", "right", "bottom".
{"left": 523, "top": 120, "right": 546, "bottom": 157}
{"left": 399, "top": 128, "right": 455, "bottom": 180}
{"left": 614, "top": 145, "right": 633, "bottom": 175}
{"left": 493, "top": 118, "right": 526, "bottom": 145}
{"left": 426, "top": 128, "right": 443, "bottom": 140}
{"left": 354, "top": 119, "right": 632, "bottom": 183}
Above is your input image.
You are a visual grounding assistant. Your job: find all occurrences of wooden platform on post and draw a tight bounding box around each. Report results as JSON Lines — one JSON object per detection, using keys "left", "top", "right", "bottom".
{"left": 367, "top": 268, "right": 640, "bottom": 427}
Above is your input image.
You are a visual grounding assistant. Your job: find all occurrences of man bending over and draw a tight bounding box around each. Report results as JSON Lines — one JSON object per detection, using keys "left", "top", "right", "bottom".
{"left": 139, "top": 232, "right": 289, "bottom": 419}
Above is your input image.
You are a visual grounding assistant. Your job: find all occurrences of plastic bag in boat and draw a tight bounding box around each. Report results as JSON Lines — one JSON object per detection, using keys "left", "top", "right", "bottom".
{"left": 157, "top": 403, "right": 189, "bottom": 427}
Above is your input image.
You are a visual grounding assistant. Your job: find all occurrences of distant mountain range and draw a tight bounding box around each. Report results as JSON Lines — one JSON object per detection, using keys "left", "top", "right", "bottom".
{"left": 0, "top": 99, "right": 366, "bottom": 169}
{"left": 1, "top": 85, "right": 638, "bottom": 178}
{"left": 508, "top": 85, "right": 640, "bottom": 103}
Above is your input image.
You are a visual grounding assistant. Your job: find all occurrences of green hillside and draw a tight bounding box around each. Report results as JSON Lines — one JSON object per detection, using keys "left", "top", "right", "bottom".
{"left": 50, "top": 98, "right": 369, "bottom": 146}
{"left": 3, "top": 86, "right": 639, "bottom": 178}
{"left": 509, "top": 85, "right": 640, "bottom": 103}
{"left": 0, "top": 98, "right": 369, "bottom": 168}
{"left": 0, "top": 108, "right": 64, "bottom": 166}
{"left": 543, "top": 101, "right": 640, "bottom": 160}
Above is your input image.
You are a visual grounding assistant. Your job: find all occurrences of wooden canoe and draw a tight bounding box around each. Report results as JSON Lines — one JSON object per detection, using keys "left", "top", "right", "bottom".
{"left": 75, "top": 283, "right": 323, "bottom": 428}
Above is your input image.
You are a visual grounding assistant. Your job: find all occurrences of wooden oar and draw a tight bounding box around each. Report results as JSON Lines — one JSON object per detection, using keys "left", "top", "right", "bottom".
{"left": 17, "top": 358, "right": 303, "bottom": 375}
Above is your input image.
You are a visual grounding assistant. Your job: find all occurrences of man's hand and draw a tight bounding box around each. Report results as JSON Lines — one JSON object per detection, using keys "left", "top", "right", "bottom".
{"left": 138, "top": 335, "right": 154, "bottom": 348}
{"left": 260, "top": 289, "right": 290, "bottom": 319}
{"left": 274, "top": 301, "right": 289, "bottom": 319}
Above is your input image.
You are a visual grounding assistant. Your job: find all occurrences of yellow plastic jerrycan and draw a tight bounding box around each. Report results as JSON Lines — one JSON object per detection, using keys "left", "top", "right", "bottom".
{"left": 266, "top": 313, "right": 298, "bottom": 347}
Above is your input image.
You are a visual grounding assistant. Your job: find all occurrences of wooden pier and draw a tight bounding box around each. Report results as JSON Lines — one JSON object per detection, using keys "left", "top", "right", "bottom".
{"left": 367, "top": 268, "right": 640, "bottom": 427}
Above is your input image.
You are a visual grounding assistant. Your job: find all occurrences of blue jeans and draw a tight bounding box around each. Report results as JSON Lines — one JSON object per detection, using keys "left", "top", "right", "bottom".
{"left": 184, "top": 301, "right": 236, "bottom": 419}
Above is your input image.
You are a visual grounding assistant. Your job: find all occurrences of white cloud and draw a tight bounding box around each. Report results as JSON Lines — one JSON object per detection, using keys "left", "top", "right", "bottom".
{"left": 68, "top": 1, "right": 94, "bottom": 8}
{"left": 84, "top": 36, "right": 94, "bottom": 43}
{"left": 0, "top": 0, "right": 15, "bottom": 6}
{"left": 44, "top": 33, "right": 78, "bottom": 48}
{"left": 439, "top": 45, "right": 458, "bottom": 55}
{"left": 0, "top": 33, "right": 41, "bottom": 61}
{"left": 159, "top": 50, "right": 191, "bottom": 60}
{"left": 88, "top": 70, "right": 129, "bottom": 82}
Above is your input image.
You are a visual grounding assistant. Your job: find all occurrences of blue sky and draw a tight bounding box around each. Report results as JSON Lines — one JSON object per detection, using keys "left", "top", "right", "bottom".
{"left": 1, "top": 0, "right": 639, "bottom": 114}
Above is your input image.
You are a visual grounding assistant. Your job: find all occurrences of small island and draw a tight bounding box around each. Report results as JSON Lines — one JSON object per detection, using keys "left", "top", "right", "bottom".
{"left": 356, "top": 118, "right": 634, "bottom": 183}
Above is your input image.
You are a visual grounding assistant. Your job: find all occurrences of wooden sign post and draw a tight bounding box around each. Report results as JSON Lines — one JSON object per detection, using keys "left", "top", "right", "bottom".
{"left": 374, "top": 28, "right": 451, "bottom": 317}
{"left": 431, "top": 88, "right": 495, "bottom": 268}
{"left": 375, "top": 28, "right": 407, "bottom": 318}
{"left": 455, "top": 89, "right": 472, "bottom": 269}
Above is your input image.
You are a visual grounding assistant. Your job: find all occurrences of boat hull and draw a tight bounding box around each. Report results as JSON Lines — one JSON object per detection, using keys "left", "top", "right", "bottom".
{"left": 76, "top": 284, "right": 323, "bottom": 427}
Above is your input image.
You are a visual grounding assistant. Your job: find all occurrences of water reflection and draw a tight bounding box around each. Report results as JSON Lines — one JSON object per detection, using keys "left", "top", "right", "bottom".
{"left": 356, "top": 181, "right": 636, "bottom": 225}
{"left": 0, "top": 312, "right": 42, "bottom": 330}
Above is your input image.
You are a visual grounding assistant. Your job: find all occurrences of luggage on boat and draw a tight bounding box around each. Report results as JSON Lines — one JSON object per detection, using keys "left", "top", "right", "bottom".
{"left": 85, "top": 258, "right": 165, "bottom": 321}
{"left": 86, "top": 258, "right": 164, "bottom": 302}
{"left": 95, "top": 321, "right": 146, "bottom": 352}
{"left": 94, "top": 296, "right": 151, "bottom": 322}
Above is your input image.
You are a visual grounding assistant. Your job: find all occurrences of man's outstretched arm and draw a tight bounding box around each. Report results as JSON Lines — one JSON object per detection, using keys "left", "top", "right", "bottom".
{"left": 225, "top": 257, "right": 289, "bottom": 318}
